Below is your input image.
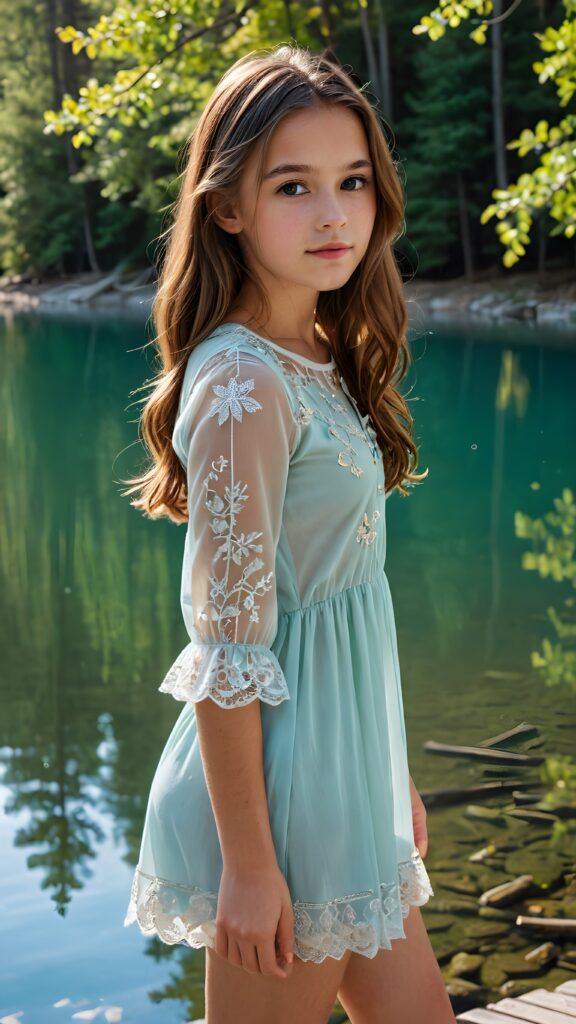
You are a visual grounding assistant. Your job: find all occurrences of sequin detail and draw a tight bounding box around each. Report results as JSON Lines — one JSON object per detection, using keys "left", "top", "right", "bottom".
{"left": 124, "top": 848, "right": 434, "bottom": 964}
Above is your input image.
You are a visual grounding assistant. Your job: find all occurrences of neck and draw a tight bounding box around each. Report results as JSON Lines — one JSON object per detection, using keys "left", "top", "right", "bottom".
{"left": 231, "top": 306, "right": 331, "bottom": 360}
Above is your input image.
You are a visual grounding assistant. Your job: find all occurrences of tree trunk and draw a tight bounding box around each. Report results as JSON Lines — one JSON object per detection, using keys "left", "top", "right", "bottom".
{"left": 283, "top": 0, "right": 295, "bottom": 40}
{"left": 319, "top": 0, "right": 334, "bottom": 50}
{"left": 376, "top": 0, "right": 392, "bottom": 121}
{"left": 57, "top": 0, "right": 100, "bottom": 272}
{"left": 44, "top": 0, "right": 63, "bottom": 109}
{"left": 457, "top": 171, "right": 474, "bottom": 278}
{"left": 491, "top": 0, "right": 507, "bottom": 189}
{"left": 537, "top": 214, "right": 547, "bottom": 273}
{"left": 358, "top": 0, "right": 381, "bottom": 100}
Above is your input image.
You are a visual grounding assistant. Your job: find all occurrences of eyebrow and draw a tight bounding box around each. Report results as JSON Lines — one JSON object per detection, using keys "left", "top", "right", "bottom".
{"left": 263, "top": 159, "right": 373, "bottom": 181}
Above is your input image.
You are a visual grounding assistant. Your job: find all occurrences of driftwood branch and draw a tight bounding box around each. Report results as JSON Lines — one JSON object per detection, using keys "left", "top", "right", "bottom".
{"left": 423, "top": 740, "right": 545, "bottom": 766}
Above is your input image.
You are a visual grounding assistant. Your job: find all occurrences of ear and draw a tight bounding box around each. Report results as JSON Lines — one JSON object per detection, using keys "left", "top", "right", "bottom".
{"left": 206, "top": 189, "right": 243, "bottom": 235}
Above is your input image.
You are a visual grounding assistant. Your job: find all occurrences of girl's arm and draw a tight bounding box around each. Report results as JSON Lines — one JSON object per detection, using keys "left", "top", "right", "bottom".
{"left": 196, "top": 694, "right": 295, "bottom": 978}
{"left": 161, "top": 348, "right": 299, "bottom": 977}
{"left": 195, "top": 695, "right": 277, "bottom": 870}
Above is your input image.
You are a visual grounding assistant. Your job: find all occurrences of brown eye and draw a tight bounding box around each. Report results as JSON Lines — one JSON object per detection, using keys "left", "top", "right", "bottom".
{"left": 341, "top": 176, "right": 369, "bottom": 190}
{"left": 277, "top": 181, "right": 306, "bottom": 196}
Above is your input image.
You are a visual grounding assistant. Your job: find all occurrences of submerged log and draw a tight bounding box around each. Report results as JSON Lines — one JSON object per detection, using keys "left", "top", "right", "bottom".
{"left": 505, "top": 808, "right": 560, "bottom": 825}
{"left": 531, "top": 803, "right": 576, "bottom": 820}
{"left": 516, "top": 915, "right": 576, "bottom": 935}
{"left": 512, "top": 790, "right": 545, "bottom": 806}
{"left": 420, "top": 780, "right": 541, "bottom": 808}
{"left": 479, "top": 875, "right": 534, "bottom": 907}
{"left": 469, "top": 841, "right": 522, "bottom": 863}
{"left": 423, "top": 740, "right": 545, "bottom": 766}
{"left": 478, "top": 722, "right": 540, "bottom": 748}
{"left": 464, "top": 805, "right": 507, "bottom": 823}
{"left": 524, "top": 941, "right": 561, "bottom": 966}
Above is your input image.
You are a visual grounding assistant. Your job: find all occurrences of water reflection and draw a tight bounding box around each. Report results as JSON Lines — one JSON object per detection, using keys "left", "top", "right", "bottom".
{"left": 485, "top": 349, "right": 531, "bottom": 660}
{"left": 1, "top": 311, "right": 575, "bottom": 1022}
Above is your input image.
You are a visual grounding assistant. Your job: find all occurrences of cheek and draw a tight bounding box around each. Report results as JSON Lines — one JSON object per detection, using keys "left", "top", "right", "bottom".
{"left": 263, "top": 204, "right": 305, "bottom": 248}
{"left": 361, "top": 193, "right": 377, "bottom": 231}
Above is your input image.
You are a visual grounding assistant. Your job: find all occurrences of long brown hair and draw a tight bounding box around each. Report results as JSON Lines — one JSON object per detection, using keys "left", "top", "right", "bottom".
{"left": 121, "top": 43, "right": 427, "bottom": 524}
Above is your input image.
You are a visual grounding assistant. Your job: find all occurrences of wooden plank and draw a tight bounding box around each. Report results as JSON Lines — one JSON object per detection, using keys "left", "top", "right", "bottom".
{"left": 457, "top": 1011, "right": 538, "bottom": 1023}
{"left": 489, "top": 995, "right": 576, "bottom": 1023}
{"left": 457, "top": 980, "right": 576, "bottom": 1024}
{"left": 518, "top": 990, "right": 576, "bottom": 1018}
{"left": 457, "top": 1011, "right": 539, "bottom": 1024}
{"left": 556, "top": 983, "right": 576, "bottom": 997}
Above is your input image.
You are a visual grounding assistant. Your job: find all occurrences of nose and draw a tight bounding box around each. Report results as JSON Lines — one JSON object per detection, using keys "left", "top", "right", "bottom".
{"left": 316, "top": 190, "right": 347, "bottom": 229}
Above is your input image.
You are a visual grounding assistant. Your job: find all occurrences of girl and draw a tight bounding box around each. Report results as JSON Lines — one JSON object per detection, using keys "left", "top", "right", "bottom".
{"left": 122, "top": 43, "right": 457, "bottom": 1024}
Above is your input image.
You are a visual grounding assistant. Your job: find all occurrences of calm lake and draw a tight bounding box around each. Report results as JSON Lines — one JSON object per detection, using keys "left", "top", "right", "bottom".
{"left": 1, "top": 309, "right": 575, "bottom": 1023}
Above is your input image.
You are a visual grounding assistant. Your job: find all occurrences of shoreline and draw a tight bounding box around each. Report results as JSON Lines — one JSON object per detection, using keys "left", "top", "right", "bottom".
{"left": 0, "top": 267, "right": 575, "bottom": 333}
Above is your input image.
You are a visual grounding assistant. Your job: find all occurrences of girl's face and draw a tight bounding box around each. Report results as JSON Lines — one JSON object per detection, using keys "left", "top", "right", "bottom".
{"left": 229, "top": 103, "right": 377, "bottom": 298}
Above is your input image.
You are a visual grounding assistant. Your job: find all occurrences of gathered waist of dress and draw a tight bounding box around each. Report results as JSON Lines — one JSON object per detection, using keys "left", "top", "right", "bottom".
{"left": 279, "top": 568, "right": 389, "bottom": 619}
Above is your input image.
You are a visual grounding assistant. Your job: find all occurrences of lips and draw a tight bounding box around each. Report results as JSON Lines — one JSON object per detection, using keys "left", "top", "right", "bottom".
{"left": 307, "top": 244, "right": 352, "bottom": 260}
{"left": 308, "top": 244, "right": 351, "bottom": 252}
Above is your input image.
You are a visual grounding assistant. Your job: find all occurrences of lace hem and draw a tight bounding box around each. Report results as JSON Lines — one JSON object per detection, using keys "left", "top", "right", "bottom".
{"left": 123, "top": 849, "right": 434, "bottom": 964}
{"left": 158, "top": 641, "right": 291, "bottom": 708}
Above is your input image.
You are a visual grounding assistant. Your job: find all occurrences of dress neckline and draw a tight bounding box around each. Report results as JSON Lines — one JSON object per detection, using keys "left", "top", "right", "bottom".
{"left": 213, "top": 321, "right": 336, "bottom": 370}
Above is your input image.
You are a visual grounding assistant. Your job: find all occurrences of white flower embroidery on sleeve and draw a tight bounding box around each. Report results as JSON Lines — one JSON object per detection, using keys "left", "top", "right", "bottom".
{"left": 196, "top": 369, "right": 276, "bottom": 640}
{"left": 207, "top": 376, "right": 263, "bottom": 425}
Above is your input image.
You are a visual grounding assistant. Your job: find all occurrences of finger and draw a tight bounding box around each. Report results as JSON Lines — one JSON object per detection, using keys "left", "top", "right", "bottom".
{"left": 215, "top": 925, "right": 228, "bottom": 961}
{"left": 226, "top": 936, "right": 243, "bottom": 968}
{"left": 275, "top": 933, "right": 293, "bottom": 971}
{"left": 239, "top": 941, "right": 262, "bottom": 975}
{"left": 257, "top": 940, "right": 288, "bottom": 979}
{"left": 276, "top": 903, "right": 295, "bottom": 967}
{"left": 415, "top": 827, "right": 428, "bottom": 858}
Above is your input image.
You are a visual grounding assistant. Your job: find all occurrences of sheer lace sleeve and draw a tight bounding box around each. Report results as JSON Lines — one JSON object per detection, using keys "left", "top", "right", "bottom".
{"left": 159, "top": 345, "right": 298, "bottom": 709}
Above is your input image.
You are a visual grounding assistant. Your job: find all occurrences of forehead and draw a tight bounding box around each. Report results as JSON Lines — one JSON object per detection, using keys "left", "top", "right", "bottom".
{"left": 246, "top": 104, "right": 370, "bottom": 182}
{"left": 270, "top": 105, "right": 368, "bottom": 163}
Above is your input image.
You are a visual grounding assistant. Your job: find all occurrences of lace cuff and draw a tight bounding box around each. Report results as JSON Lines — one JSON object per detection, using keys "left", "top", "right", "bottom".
{"left": 158, "top": 641, "right": 291, "bottom": 708}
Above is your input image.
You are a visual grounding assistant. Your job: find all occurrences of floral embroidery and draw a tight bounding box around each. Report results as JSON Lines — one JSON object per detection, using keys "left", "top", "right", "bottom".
{"left": 202, "top": 327, "right": 385, "bottom": 509}
{"left": 213, "top": 327, "right": 382, "bottom": 477}
{"left": 356, "top": 510, "right": 381, "bottom": 546}
{"left": 198, "top": 454, "right": 274, "bottom": 636}
{"left": 124, "top": 848, "right": 434, "bottom": 964}
{"left": 158, "top": 641, "right": 290, "bottom": 707}
{"left": 296, "top": 403, "right": 314, "bottom": 425}
{"left": 338, "top": 451, "right": 363, "bottom": 477}
{"left": 207, "top": 375, "right": 262, "bottom": 425}
{"left": 329, "top": 426, "right": 364, "bottom": 477}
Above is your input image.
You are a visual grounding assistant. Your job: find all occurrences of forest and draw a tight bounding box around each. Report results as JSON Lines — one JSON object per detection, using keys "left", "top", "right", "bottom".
{"left": 0, "top": 0, "right": 574, "bottom": 282}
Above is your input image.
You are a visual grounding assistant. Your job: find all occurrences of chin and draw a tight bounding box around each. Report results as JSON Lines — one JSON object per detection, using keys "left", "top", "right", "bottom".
{"left": 316, "top": 270, "right": 356, "bottom": 290}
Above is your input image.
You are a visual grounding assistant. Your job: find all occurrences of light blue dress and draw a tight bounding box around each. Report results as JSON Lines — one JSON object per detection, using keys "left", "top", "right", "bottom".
{"left": 124, "top": 322, "right": 434, "bottom": 963}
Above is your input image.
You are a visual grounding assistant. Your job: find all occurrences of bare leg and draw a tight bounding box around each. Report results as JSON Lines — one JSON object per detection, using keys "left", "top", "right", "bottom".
{"left": 337, "top": 906, "right": 457, "bottom": 1024}
{"left": 205, "top": 945, "right": 353, "bottom": 1024}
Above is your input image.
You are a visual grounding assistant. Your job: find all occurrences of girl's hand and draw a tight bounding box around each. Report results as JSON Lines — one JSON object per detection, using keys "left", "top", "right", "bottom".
{"left": 409, "top": 774, "right": 428, "bottom": 859}
{"left": 215, "top": 862, "right": 295, "bottom": 979}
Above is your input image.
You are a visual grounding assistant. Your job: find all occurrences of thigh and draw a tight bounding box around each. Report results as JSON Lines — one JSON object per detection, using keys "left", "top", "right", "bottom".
{"left": 337, "top": 906, "right": 457, "bottom": 1024}
{"left": 205, "top": 944, "right": 353, "bottom": 1024}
